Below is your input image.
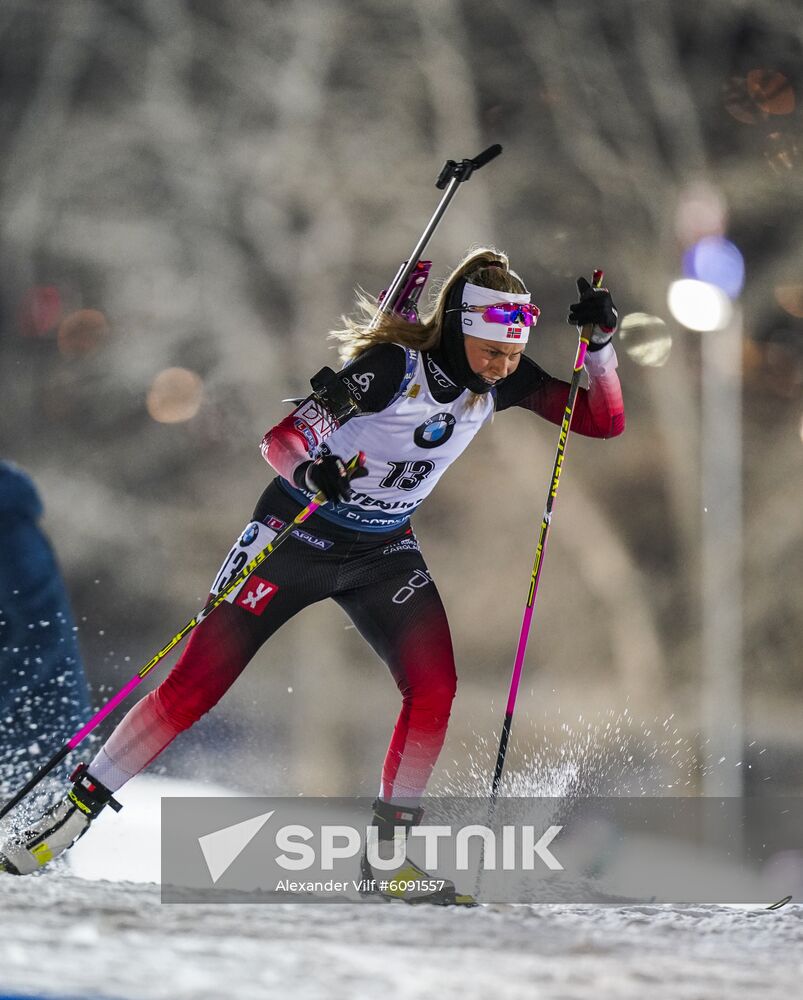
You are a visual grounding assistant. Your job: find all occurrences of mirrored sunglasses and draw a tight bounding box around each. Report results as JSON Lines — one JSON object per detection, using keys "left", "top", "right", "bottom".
{"left": 461, "top": 302, "right": 541, "bottom": 327}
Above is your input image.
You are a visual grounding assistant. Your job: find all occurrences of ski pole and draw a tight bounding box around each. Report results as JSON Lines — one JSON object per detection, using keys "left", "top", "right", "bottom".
{"left": 369, "top": 143, "right": 502, "bottom": 329}
{"left": 490, "top": 270, "right": 604, "bottom": 801}
{"left": 0, "top": 454, "right": 365, "bottom": 821}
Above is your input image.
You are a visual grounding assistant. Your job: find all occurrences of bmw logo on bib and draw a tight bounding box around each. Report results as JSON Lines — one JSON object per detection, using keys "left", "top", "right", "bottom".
{"left": 239, "top": 522, "right": 260, "bottom": 547}
{"left": 414, "top": 412, "right": 456, "bottom": 449}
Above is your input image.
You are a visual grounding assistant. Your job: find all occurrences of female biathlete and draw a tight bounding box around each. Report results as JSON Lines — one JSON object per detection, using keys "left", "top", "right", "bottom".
{"left": 1, "top": 247, "right": 625, "bottom": 903}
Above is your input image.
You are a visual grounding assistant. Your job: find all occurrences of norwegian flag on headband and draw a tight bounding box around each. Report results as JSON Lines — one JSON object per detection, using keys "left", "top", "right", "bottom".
{"left": 461, "top": 280, "right": 532, "bottom": 345}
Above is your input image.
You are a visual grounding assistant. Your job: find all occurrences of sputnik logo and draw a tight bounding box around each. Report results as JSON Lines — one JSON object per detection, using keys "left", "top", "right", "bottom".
{"left": 198, "top": 811, "right": 275, "bottom": 884}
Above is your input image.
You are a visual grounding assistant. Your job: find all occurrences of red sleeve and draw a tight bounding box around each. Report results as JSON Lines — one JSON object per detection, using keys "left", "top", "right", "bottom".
{"left": 260, "top": 397, "right": 340, "bottom": 482}
{"left": 518, "top": 346, "right": 625, "bottom": 438}
{"left": 260, "top": 416, "right": 312, "bottom": 482}
{"left": 260, "top": 344, "right": 407, "bottom": 481}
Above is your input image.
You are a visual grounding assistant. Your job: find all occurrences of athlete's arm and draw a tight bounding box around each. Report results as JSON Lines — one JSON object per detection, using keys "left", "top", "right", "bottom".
{"left": 260, "top": 343, "right": 407, "bottom": 481}
{"left": 494, "top": 346, "right": 625, "bottom": 438}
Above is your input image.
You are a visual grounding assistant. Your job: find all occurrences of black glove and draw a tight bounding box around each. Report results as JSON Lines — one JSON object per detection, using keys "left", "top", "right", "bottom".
{"left": 295, "top": 455, "right": 367, "bottom": 502}
{"left": 567, "top": 276, "right": 618, "bottom": 351}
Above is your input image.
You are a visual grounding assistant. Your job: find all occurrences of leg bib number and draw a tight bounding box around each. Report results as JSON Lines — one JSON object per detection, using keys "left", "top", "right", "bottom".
{"left": 204, "top": 521, "right": 279, "bottom": 613}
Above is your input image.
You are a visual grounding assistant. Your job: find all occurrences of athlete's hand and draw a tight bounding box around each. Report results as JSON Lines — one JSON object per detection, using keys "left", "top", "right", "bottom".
{"left": 567, "top": 277, "right": 618, "bottom": 351}
{"left": 296, "top": 455, "right": 367, "bottom": 502}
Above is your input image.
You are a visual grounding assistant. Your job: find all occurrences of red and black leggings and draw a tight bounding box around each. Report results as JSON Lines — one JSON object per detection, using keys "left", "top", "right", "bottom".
{"left": 89, "top": 479, "right": 457, "bottom": 803}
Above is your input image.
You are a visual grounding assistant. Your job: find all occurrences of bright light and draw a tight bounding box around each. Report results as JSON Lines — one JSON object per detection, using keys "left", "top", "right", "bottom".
{"left": 147, "top": 367, "right": 204, "bottom": 423}
{"left": 667, "top": 279, "right": 733, "bottom": 332}
{"left": 683, "top": 237, "right": 745, "bottom": 299}
{"left": 619, "top": 313, "right": 672, "bottom": 367}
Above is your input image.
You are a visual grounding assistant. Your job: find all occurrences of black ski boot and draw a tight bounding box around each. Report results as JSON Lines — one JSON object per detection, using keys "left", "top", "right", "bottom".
{"left": 359, "top": 798, "right": 476, "bottom": 907}
{"left": 0, "top": 764, "right": 122, "bottom": 875}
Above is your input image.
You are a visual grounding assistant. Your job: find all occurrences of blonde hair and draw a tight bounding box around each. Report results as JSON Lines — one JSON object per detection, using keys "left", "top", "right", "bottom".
{"left": 330, "top": 246, "right": 529, "bottom": 363}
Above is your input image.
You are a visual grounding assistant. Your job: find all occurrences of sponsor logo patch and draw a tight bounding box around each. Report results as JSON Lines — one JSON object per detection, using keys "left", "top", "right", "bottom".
{"left": 293, "top": 418, "right": 318, "bottom": 452}
{"left": 262, "top": 515, "right": 333, "bottom": 551}
{"left": 236, "top": 576, "right": 279, "bottom": 615}
{"left": 291, "top": 528, "right": 333, "bottom": 551}
{"left": 382, "top": 537, "right": 421, "bottom": 556}
{"left": 293, "top": 399, "right": 337, "bottom": 447}
{"left": 239, "top": 523, "right": 260, "bottom": 547}
{"left": 392, "top": 569, "right": 433, "bottom": 604}
{"left": 425, "top": 354, "right": 456, "bottom": 390}
{"left": 343, "top": 371, "right": 375, "bottom": 399}
{"left": 413, "top": 412, "right": 456, "bottom": 449}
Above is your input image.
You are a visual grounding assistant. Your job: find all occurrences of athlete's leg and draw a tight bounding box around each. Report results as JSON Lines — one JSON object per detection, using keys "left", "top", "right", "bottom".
{"left": 335, "top": 546, "right": 474, "bottom": 904}
{"left": 89, "top": 514, "right": 333, "bottom": 793}
{"left": 88, "top": 601, "right": 287, "bottom": 791}
{"left": 335, "top": 548, "right": 457, "bottom": 803}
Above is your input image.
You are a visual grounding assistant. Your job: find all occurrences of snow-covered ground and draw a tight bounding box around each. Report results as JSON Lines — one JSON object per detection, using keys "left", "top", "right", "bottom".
{"left": 1, "top": 777, "right": 801, "bottom": 1000}
{"left": 1, "top": 873, "right": 801, "bottom": 1000}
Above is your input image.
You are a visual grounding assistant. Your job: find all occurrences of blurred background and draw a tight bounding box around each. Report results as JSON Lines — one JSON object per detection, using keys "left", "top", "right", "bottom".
{"left": 0, "top": 0, "right": 800, "bottom": 800}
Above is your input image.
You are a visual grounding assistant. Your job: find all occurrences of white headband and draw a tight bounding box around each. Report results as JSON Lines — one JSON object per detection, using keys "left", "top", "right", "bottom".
{"left": 460, "top": 281, "right": 532, "bottom": 345}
